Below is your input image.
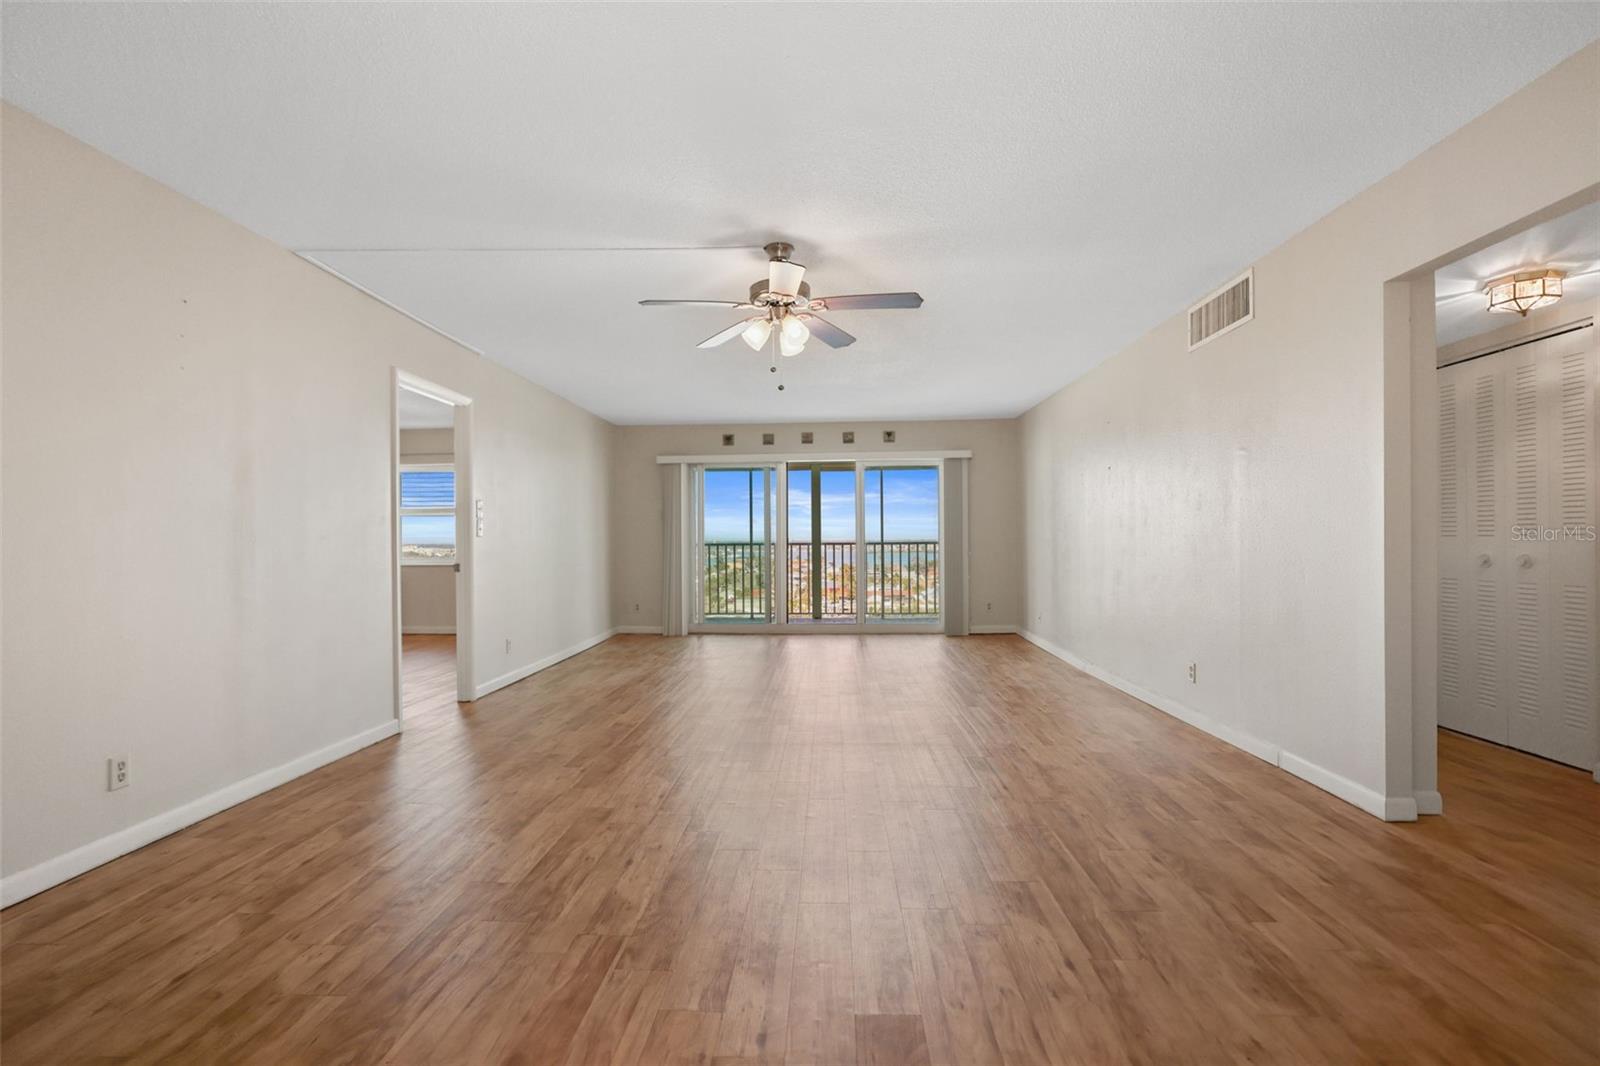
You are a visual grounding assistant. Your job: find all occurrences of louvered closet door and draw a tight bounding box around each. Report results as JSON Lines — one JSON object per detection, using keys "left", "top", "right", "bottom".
{"left": 1438, "top": 359, "right": 1511, "bottom": 743}
{"left": 1438, "top": 325, "right": 1598, "bottom": 771}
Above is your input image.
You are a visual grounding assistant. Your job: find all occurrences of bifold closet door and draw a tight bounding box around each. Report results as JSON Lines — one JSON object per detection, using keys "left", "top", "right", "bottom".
{"left": 1438, "top": 326, "right": 1597, "bottom": 770}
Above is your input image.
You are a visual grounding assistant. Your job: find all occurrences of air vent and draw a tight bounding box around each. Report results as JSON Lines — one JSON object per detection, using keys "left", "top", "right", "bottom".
{"left": 1188, "top": 269, "right": 1253, "bottom": 350}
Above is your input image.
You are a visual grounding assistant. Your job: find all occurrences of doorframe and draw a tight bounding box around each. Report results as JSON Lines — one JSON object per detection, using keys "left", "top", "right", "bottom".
{"left": 391, "top": 369, "right": 476, "bottom": 724}
{"left": 1384, "top": 184, "right": 1600, "bottom": 808}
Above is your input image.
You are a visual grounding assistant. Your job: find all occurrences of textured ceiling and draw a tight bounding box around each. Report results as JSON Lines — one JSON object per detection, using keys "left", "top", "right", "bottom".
{"left": 4, "top": 3, "right": 1596, "bottom": 423}
{"left": 1435, "top": 201, "right": 1600, "bottom": 347}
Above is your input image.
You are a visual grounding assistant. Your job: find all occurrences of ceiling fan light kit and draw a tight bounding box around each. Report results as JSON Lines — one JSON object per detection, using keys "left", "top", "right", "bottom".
{"left": 640, "top": 241, "right": 924, "bottom": 389}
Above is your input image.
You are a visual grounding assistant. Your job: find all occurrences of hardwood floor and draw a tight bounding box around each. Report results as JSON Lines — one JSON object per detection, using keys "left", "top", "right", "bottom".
{"left": 3, "top": 634, "right": 1596, "bottom": 1064}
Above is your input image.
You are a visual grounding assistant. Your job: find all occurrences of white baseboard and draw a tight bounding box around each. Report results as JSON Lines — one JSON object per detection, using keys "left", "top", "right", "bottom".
{"left": 1019, "top": 630, "right": 1280, "bottom": 765}
{"left": 402, "top": 625, "right": 456, "bottom": 635}
{"left": 1277, "top": 750, "right": 1412, "bottom": 821}
{"left": 1018, "top": 629, "right": 1416, "bottom": 822}
{"left": 970, "top": 625, "right": 1019, "bottom": 635}
{"left": 1414, "top": 789, "right": 1443, "bottom": 816}
{"left": 473, "top": 628, "right": 617, "bottom": 700}
{"left": 1, "top": 718, "right": 401, "bottom": 907}
{"left": 613, "top": 625, "right": 663, "bottom": 635}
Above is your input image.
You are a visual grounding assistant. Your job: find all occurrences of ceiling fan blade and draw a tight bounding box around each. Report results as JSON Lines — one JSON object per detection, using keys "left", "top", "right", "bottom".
{"left": 696, "top": 317, "right": 759, "bottom": 349}
{"left": 810, "top": 292, "right": 923, "bottom": 310}
{"left": 640, "top": 299, "right": 752, "bottom": 308}
{"left": 801, "top": 314, "right": 856, "bottom": 349}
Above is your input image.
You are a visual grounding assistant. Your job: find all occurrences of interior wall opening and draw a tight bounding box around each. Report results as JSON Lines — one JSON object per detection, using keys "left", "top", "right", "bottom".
{"left": 1428, "top": 198, "right": 1599, "bottom": 785}
{"left": 393, "top": 373, "right": 475, "bottom": 720}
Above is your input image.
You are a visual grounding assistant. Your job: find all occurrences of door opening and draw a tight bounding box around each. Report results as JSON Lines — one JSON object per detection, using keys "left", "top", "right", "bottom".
{"left": 1431, "top": 199, "right": 1598, "bottom": 774}
{"left": 392, "top": 371, "right": 475, "bottom": 723}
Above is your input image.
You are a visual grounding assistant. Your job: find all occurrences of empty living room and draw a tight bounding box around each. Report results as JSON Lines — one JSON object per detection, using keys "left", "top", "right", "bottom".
{"left": 3, "top": 4, "right": 1599, "bottom": 1064}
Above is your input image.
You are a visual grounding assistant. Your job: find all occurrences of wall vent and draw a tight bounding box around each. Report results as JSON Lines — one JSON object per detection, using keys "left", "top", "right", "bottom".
{"left": 1187, "top": 269, "right": 1253, "bottom": 350}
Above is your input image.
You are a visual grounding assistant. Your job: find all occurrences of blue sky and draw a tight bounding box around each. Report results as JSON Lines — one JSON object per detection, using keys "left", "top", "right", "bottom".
{"left": 704, "top": 466, "right": 937, "bottom": 542}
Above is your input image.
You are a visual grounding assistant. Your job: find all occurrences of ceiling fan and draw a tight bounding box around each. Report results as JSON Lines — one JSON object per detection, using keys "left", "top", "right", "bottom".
{"left": 639, "top": 242, "right": 923, "bottom": 362}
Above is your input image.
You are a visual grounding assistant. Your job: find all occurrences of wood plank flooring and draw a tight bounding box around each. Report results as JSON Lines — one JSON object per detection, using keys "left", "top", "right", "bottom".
{"left": 3, "top": 634, "right": 1596, "bottom": 1064}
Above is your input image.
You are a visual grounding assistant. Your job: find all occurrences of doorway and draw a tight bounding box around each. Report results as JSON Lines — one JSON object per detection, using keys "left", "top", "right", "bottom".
{"left": 392, "top": 371, "right": 474, "bottom": 722}
{"left": 1432, "top": 201, "right": 1598, "bottom": 772}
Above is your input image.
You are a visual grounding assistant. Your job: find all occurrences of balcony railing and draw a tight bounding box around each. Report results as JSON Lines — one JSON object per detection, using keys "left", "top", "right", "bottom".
{"left": 865, "top": 541, "right": 940, "bottom": 618}
{"left": 703, "top": 542, "right": 770, "bottom": 620}
{"left": 702, "top": 540, "right": 938, "bottom": 621}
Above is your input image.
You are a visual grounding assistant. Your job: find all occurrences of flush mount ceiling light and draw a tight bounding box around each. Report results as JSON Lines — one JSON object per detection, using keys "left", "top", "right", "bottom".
{"left": 1484, "top": 268, "right": 1564, "bottom": 316}
{"left": 639, "top": 242, "right": 923, "bottom": 390}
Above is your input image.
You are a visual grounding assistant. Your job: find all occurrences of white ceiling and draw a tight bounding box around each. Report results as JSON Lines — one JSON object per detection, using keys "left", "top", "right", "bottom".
{"left": 4, "top": 4, "right": 1596, "bottom": 424}
{"left": 1435, "top": 201, "right": 1600, "bottom": 347}
{"left": 397, "top": 386, "right": 454, "bottom": 431}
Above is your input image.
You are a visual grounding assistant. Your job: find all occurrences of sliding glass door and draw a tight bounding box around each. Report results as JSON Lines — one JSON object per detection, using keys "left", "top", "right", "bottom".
{"left": 691, "top": 459, "right": 941, "bottom": 631}
{"left": 786, "top": 463, "right": 858, "bottom": 623}
{"left": 698, "top": 467, "right": 775, "bottom": 624}
{"left": 864, "top": 465, "right": 940, "bottom": 623}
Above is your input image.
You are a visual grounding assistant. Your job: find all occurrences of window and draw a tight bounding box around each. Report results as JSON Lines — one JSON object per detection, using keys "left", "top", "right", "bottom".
{"left": 400, "top": 465, "right": 455, "bottom": 564}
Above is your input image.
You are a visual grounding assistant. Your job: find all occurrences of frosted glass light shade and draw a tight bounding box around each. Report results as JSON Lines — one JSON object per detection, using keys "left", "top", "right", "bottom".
{"left": 741, "top": 318, "right": 773, "bottom": 351}
{"left": 769, "top": 259, "right": 807, "bottom": 297}
{"left": 779, "top": 316, "right": 809, "bottom": 356}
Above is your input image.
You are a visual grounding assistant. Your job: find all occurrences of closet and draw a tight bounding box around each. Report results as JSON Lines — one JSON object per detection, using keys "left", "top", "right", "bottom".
{"left": 1437, "top": 321, "right": 1598, "bottom": 770}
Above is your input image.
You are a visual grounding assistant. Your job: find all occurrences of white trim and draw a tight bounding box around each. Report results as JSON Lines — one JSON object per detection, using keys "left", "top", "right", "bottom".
{"left": 970, "top": 624, "right": 1018, "bottom": 635}
{"left": 658, "top": 449, "right": 972, "bottom": 465}
{"left": 401, "top": 557, "right": 457, "bottom": 567}
{"left": 1414, "top": 790, "right": 1444, "bottom": 816}
{"left": 1, "top": 720, "right": 401, "bottom": 907}
{"left": 1019, "top": 630, "right": 1279, "bottom": 764}
{"left": 614, "top": 625, "right": 663, "bottom": 635}
{"left": 303, "top": 256, "right": 487, "bottom": 358}
{"left": 402, "top": 625, "right": 456, "bottom": 635}
{"left": 1018, "top": 630, "right": 1416, "bottom": 822}
{"left": 473, "top": 628, "right": 617, "bottom": 700}
{"left": 1277, "top": 751, "right": 1413, "bottom": 822}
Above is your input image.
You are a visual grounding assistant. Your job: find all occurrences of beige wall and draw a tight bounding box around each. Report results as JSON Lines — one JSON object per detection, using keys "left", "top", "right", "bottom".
{"left": 401, "top": 566, "right": 456, "bottom": 632}
{"left": 399, "top": 427, "right": 453, "bottom": 462}
{"left": 611, "top": 420, "right": 1023, "bottom": 631}
{"left": 1, "top": 104, "right": 615, "bottom": 889}
{"left": 1020, "top": 44, "right": 1599, "bottom": 818}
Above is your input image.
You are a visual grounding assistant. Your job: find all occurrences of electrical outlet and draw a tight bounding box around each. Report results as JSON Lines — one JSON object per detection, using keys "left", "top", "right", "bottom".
{"left": 505, "top": 638, "right": 512, "bottom": 655}
{"left": 1187, "top": 662, "right": 1198, "bottom": 684}
{"left": 986, "top": 602, "right": 992, "bottom": 612}
{"left": 107, "top": 755, "right": 130, "bottom": 791}
{"left": 633, "top": 603, "right": 640, "bottom": 612}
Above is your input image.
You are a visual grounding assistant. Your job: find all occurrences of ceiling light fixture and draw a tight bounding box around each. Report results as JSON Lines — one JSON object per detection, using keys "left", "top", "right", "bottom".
{"left": 1484, "top": 268, "right": 1564, "bottom": 316}
{"left": 640, "top": 242, "right": 925, "bottom": 390}
{"left": 740, "top": 318, "right": 773, "bottom": 351}
{"left": 779, "top": 315, "right": 810, "bottom": 357}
